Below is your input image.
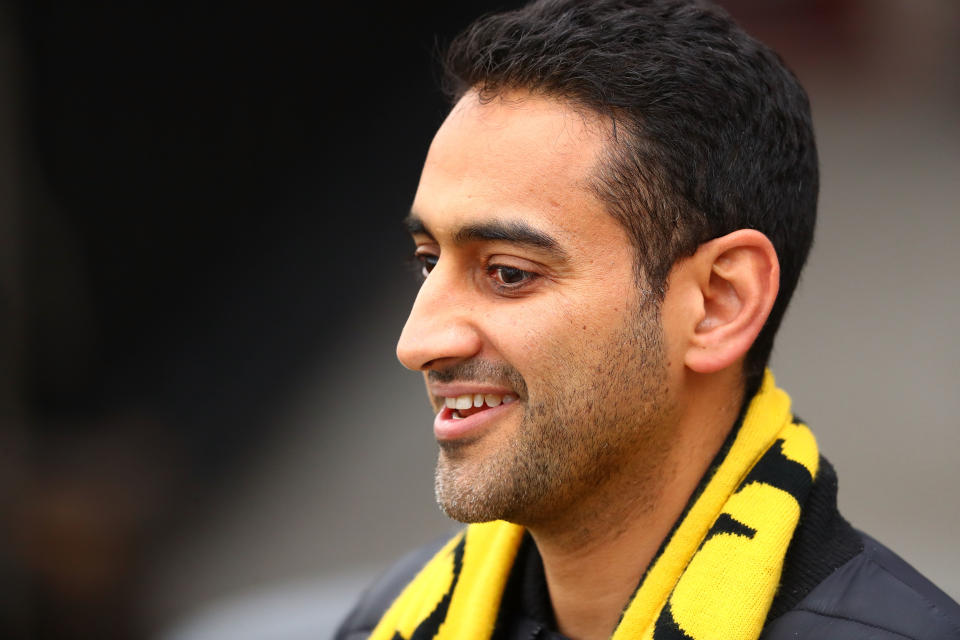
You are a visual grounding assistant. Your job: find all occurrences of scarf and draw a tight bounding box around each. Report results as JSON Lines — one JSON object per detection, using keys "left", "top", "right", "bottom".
{"left": 370, "top": 371, "right": 819, "bottom": 640}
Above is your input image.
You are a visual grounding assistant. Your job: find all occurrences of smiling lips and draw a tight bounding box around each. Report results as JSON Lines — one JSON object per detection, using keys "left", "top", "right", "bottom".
{"left": 433, "top": 392, "right": 519, "bottom": 441}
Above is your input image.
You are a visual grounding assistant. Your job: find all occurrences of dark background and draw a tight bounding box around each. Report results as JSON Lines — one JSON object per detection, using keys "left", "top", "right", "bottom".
{"left": 13, "top": 0, "right": 509, "bottom": 476}
{"left": 4, "top": 2, "right": 525, "bottom": 637}
{"left": 1, "top": 1, "right": 957, "bottom": 639}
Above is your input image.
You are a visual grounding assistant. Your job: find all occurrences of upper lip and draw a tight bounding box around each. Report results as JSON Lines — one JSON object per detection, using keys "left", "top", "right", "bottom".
{"left": 428, "top": 383, "right": 517, "bottom": 399}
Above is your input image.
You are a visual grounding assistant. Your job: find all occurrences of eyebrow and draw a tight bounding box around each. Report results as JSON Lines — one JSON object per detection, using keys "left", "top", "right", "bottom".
{"left": 404, "top": 213, "right": 568, "bottom": 260}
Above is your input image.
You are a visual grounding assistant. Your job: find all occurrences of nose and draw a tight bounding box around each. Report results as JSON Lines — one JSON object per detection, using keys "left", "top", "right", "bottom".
{"left": 396, "top": 265, "right": 483, "bottom": 371}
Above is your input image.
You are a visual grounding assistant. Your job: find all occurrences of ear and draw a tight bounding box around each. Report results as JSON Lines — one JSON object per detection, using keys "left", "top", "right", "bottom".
{"left": 681, "top": 230, "right": 780, "bottom": 374}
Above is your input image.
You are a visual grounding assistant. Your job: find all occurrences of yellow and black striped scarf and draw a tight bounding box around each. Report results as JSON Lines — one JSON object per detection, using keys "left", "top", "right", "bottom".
{"left": 371, "top": 372, "right": 818, "bottom": 640}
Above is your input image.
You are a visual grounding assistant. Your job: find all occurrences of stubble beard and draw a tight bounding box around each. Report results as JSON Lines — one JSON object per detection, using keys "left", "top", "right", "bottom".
{"left": 433, "top": 295, "right": 672, "bottom": 527}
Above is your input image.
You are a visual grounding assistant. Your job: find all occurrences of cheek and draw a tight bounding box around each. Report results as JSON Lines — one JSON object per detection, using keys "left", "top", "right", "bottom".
{"left": 485, "top": 293, "right": 633, "bottom": 380}
{"left": 656, "top": 288, "right": 692, "bottom": 377}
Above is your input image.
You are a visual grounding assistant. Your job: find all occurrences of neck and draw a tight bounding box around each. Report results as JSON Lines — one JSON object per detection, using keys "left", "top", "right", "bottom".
{"left": 528, "top": 374, "right": 743, "bottom": 640}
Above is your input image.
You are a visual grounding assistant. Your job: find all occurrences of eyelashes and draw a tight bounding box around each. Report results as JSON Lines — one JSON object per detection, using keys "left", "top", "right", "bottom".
{"left": 411, "top": 252, "right": 438, "bottom": 280}
{"left": 409, "top": 251, "right": 539, "bottom": 293}
{"left": 487, "top": 265, "right": 535, "bottom": 288}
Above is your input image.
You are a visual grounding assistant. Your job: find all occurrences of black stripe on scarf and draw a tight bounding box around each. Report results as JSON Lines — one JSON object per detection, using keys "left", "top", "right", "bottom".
{"left": 738, "top": 439, "right": 813, "bottom": 503}
{"left": 702, "top": 512, "right": 757, "bottom": 546}
{"left": 406, "top": 534, "right": 467, "bottom": 640}
{"left": 653, "top": 602, "right": 695, "bottom": 640}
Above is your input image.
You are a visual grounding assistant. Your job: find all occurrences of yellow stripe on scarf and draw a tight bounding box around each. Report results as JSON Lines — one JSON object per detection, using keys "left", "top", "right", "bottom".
{"left": 371, "top": 371, "right": 818, "bottom": 640}
{"left": 369, "top": 522, "right": 525, "bottom": 640}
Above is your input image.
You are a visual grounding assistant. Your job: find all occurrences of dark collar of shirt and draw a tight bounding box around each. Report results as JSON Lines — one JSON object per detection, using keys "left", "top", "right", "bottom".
{"left": 491, "top": 532, "right": 570, "bottom": 640}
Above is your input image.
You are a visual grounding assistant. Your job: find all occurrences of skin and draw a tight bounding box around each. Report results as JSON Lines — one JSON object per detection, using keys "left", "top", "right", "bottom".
{"left": 396, "top": 90, "right": 780, "bottom": 640}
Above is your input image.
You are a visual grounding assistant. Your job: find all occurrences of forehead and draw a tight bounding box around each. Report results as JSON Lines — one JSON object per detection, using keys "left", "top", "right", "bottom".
{"left": 412, "top": 91, "right": 619, "bottom": 248}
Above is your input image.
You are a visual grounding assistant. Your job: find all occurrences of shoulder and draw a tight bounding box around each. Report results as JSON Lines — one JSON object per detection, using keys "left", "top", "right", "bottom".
{"left": 762, "top": 531, "right": 960, "bottom": 640}
{"left": 333, "top": 534, "right": 451, "bottom": 640}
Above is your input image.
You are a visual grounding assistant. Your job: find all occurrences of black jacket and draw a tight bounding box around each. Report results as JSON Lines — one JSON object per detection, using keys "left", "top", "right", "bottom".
{"left": 335, "top": 459, "right": 960, "bottom": 639}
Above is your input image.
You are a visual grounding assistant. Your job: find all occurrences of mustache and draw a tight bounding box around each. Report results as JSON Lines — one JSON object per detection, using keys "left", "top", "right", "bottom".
{"left": 428, "top": 360, "right": 528, "bottom": 397}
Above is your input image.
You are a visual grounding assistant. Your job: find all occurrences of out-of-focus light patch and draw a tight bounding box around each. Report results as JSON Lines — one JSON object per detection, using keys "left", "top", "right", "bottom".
{"left": 159, "top": 569, "right": 377, "bottom": 640}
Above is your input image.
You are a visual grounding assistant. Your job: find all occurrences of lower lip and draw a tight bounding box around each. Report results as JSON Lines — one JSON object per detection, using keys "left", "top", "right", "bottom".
{"left": 433, "top": 402, "right": 518, "bottom": 441}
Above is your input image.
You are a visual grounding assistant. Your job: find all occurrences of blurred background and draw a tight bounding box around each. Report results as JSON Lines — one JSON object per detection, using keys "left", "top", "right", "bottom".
{"left": 0, "top": 1, "right": 957, "bottom": 638}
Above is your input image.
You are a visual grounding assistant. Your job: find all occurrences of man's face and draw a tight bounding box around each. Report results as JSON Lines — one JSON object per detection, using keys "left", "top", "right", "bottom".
{"left": 397, "top": 91, "right": 677, "bottom": 526}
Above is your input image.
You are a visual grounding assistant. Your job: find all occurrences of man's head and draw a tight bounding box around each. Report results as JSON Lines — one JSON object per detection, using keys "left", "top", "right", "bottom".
{"left": 396, "top": 0, "right": 817, "bottom": 526}
{"left": 442, "top": 0, "right": 818, "bottom": 392}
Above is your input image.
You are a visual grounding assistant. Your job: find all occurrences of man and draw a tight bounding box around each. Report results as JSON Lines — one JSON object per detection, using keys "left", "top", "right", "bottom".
{"left": 337, "top": 1, "right": 960, "bottom": 638}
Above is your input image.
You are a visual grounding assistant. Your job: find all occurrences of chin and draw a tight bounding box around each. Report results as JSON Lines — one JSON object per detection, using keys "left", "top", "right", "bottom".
{"left": 434, "top": 456, "right": 520, "bottom": 524}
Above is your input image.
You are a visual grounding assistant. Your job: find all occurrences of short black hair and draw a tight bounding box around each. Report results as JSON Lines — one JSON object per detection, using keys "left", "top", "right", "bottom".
{"left": 442, "top": 0, "right": 818, "bottom": 393}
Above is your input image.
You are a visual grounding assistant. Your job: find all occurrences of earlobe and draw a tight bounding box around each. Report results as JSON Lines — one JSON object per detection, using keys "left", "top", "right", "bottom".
{"left": 683, "top": 230, "right": 779, "bottom": 374}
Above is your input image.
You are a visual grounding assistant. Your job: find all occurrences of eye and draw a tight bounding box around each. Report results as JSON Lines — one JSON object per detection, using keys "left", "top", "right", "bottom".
{"left": 489, "top": 264, "right": 535, "bottom": 288}
{"left": 414, "top": 252, "right": 438, "bottom": 279}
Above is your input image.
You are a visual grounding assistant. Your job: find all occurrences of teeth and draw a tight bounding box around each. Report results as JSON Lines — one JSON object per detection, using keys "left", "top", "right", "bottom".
{"left": 444, "top": 393, "right": 517, "bottom": 411}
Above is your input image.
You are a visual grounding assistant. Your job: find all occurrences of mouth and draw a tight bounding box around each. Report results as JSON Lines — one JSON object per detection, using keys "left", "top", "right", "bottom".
{"left": 433, "top": 392, "right": 519, "bottom": 441}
